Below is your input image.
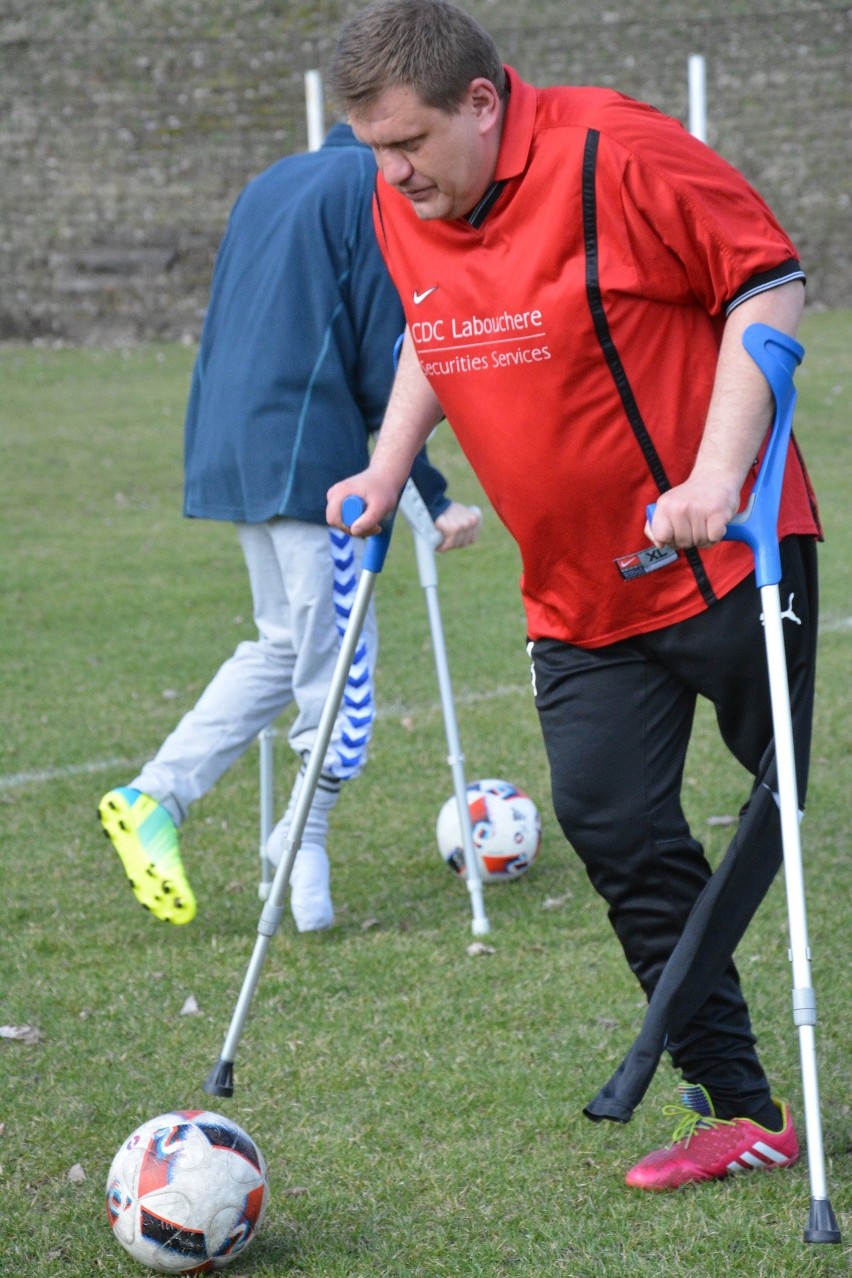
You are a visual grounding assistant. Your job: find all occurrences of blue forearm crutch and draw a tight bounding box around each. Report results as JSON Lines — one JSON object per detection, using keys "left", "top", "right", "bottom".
{"left": 205, "top": 498, "right": 394, "bottom": 1098}
{"left": 650, "top": 322, "right": 839, "bottom": 1244}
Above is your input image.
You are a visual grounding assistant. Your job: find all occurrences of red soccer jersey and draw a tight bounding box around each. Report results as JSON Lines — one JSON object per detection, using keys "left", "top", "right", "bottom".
{"left": 373, "top": 68, "right": 820, "bottom": 647}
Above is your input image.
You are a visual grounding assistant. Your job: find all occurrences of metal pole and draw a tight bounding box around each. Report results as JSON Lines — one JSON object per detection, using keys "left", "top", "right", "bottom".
{"left": 760, "top": 583, "right": 833, "bottom": 1222}
{"left": 304, "top": 70, "right": 325, "bottom": 152}
{"left": 257, "top": 727, "right": 275, "bottom": 901}
{"left": 688, "top": 54, "right": 707, "bottom": 143}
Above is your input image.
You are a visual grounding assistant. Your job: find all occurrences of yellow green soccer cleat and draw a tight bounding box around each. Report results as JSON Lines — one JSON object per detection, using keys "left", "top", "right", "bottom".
{"left": 99, "top": 787, "right": 196, "bottom": 924}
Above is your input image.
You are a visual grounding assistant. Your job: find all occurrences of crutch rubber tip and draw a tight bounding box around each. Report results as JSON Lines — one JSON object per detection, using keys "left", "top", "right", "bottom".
{"left": 803, "top": 1196, "right": 841, "bottom": 1244}
{"left": 203, "top": 1058, "right": 235, "bottom": 1098}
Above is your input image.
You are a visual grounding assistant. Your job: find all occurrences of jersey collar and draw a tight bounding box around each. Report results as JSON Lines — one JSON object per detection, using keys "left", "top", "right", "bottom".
{"left": 494, "top": 66, "right": 537, "bottom": 183}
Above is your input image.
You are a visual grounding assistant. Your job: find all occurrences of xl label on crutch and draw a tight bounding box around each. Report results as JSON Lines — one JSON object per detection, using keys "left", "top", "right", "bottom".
{"left": 614, "top": 544, "right": 679, "bottom": 580}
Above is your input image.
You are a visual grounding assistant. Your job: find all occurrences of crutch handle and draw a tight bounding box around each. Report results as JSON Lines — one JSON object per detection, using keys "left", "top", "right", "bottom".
{"left": 341, "top": 494, "right": 367, "bottom": 525}
{"left": 646, "top": 323, "right": 804, "bottom": 588}
{"left": 720, "top": 324, "right": 804, "bottom": 587}
{"left": 341, "top": 495, "right": 394, "bottom": 573}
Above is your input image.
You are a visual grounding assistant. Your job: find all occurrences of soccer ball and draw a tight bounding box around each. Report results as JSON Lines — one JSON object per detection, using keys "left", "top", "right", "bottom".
{"left": 436, "top": 778, "right": 541, "bottom": 882}
{"left": 106, "top": 1109, "right": 268, "bottom": 1274}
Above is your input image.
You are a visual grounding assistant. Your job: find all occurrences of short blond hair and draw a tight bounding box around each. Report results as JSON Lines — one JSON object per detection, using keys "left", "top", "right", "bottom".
{"left": 330, "top": 0, "right": 507, "bottom": 114}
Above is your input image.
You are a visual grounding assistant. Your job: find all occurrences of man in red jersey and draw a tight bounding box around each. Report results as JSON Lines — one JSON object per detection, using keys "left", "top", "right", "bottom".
{"left": 327, "top": 0, "right": 821, "bottom": 1192}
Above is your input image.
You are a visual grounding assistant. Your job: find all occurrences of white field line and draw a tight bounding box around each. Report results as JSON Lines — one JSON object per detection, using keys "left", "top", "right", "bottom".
{"left": 0, "top": 682, "right": 531, "bottom": 792}
{"left": 0, "top": 756, "right": 149, "bottom": 792}
{"left": 3, "top": 615, "right": 849, "bottom": 793}
{"left": 820, "top": 613, "right": 852, "bottom": 632}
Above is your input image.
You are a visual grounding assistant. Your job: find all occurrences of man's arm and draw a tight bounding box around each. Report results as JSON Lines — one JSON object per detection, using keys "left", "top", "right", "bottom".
{"left": 327, "top": 329, "right": 444, "bottom": 534}
{"left": 646, "top": 279, "right": 805, "bottom": 549}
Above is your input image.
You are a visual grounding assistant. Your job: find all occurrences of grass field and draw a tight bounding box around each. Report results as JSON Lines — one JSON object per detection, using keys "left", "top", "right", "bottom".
{"left": 1, "top": 311, "right": 849, "bottom": 1275}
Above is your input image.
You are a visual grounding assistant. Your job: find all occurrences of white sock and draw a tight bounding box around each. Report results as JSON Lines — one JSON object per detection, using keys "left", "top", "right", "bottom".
{"left": 266, "top": 768, "right": 339, "bottom": 932}
{"left": 289, "top": 845, "right": 333, "bottom": 933}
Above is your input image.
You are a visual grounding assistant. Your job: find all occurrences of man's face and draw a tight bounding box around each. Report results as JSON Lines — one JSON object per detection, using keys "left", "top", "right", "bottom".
{"left": 349, "top": 79, "right": 503, "bottom": 221}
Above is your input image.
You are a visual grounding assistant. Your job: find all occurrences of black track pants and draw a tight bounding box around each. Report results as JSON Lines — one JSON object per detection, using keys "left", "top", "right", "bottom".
{"left": 529, "top": 536, "right": 818, "bottom": 1117}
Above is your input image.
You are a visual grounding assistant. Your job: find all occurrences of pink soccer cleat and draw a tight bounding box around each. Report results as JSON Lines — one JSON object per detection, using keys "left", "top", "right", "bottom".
{"left": 625, "top": 1084, "right": 799, "bottom": 1191}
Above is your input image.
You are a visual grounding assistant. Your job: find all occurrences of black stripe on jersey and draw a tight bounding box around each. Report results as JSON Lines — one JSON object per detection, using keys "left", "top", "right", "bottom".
{"left": 581, "top": 128, "right": 717, "bottom": 608}
{"left": 725, "top": 259, "right": 805, "bottom": 315}
{"left": 374, "top": 174, "right": 504, "bottom": 236}
{"left": 466, "top": 180, "right": 506, "bottom": 228}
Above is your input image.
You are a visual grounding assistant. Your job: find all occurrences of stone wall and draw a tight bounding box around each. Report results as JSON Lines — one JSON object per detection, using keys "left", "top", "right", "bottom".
{"left": 0, "top": 0, "right": 848, "bottom": 344}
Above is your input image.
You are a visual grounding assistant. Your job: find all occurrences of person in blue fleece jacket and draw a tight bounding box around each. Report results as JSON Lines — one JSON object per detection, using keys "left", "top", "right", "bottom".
{"left": 98, "top": 123, "right": 481, "bottom": 931}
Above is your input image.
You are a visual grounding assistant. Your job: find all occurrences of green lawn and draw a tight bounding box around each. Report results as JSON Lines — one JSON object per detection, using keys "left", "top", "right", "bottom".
{"left": 1, "top": 311, "right": 849, "bottom": 1275}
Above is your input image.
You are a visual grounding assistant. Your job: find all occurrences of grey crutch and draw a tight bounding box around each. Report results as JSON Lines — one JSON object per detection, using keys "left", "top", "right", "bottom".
{"left": 722, "top": 323, "right": 839, "bottom": 1244}
{"left": 205, "top": 498, "right": 392, "bottom": 1098}
{"left": 399, "top": 479, "right": 490, "bottom": 935}
{"left": 635, "top": 322, "right": 839, "bottom": 1243}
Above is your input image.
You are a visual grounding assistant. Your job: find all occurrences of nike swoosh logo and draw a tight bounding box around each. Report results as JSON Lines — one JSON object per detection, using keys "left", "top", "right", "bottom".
{"left": 413, "top": 286, "right": 438, "bottom": 305}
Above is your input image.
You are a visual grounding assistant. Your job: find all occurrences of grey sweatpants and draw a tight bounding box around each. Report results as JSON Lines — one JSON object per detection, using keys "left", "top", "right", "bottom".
{"left": 132, "top": 518, "right": 378, "bottom": 826}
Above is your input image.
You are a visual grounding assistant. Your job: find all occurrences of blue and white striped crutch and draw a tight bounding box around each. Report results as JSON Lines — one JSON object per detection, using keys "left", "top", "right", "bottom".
{"left": 650, "top": 322, "right": 840, "bottom": 1244}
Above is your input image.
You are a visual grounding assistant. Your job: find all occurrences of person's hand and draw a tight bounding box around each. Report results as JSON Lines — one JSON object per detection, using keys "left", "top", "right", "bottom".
{"left": 327, "top": 469, "right": 402, "bottom": 537}
{"left": 434, "top": 501, "right": 482, "bottom": 551}
{"left": 645, "top": 474, "right": 742, "bottom": 549}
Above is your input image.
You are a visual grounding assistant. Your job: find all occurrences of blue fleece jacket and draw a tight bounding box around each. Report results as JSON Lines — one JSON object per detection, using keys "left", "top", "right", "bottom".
{"left": 183, "top": 124, "right": 448, "bottom": 524}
